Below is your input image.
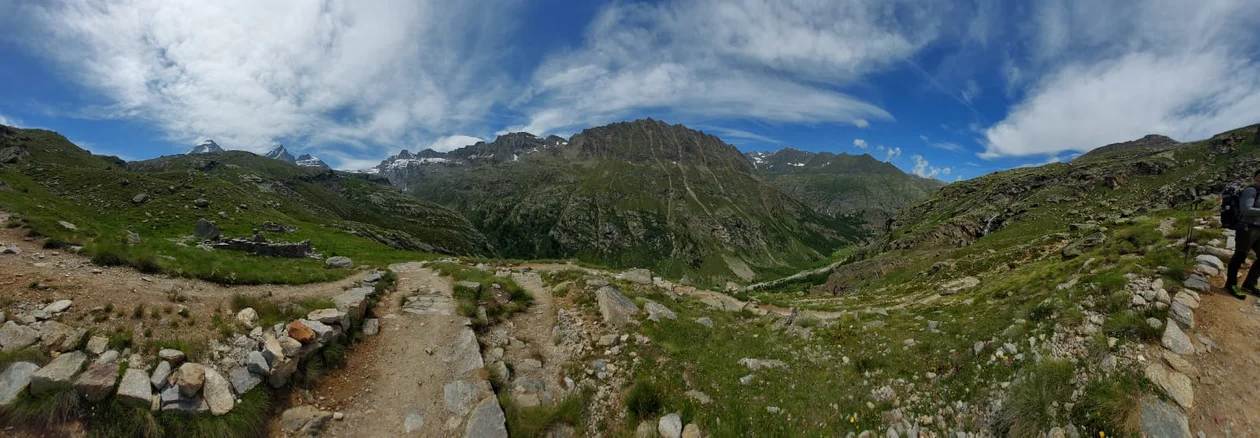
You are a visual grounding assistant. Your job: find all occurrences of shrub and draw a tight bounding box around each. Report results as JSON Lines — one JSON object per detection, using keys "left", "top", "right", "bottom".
{"left": 625, "top": 380, "right": 663, "bottom": 420}
{"left": 995, "top": 359, "right": 1076, "bottom": 437}
{"left": 1072, "top": 373, "right": 1142, "bottom": 436}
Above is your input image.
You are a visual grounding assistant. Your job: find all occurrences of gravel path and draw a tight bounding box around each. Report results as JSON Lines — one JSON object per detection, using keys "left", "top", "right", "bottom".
{"left": 317, "top": 263, "right": 502, "bottom": 437}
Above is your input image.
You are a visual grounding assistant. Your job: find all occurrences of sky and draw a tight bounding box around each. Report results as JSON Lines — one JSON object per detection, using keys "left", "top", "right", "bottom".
{"left": 0, "top": 0, "right": 1258, "bottom": 181}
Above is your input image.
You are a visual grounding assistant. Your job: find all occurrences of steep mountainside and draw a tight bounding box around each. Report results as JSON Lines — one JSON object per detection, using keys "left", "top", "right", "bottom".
{"left": 376, "top": 119, "right": 866, "bottom": 283}
{"left": 747, "top": 148, "right": 944, "bottom": 228}
{"left": 0, "top": 124, "right": 490, "bottom": 283}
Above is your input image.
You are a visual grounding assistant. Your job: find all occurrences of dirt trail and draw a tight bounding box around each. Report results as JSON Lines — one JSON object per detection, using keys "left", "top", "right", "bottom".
{"left": 317, "top": 262, "right": 497, "bottom": 437}
{"left": 1186, "top": 291, "right": 1260, "bottom": 436}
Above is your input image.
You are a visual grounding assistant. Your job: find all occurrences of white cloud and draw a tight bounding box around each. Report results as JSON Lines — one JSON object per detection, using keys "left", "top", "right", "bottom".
{"left": 853, "top": 119, "right": 870, "bottom": 129}
{"left": 853, "top": 139, "right": 868, "bottom": 149}
{"left": 876, "top": 145, "right": 901, "bottom": 162}
{"left": 930, "top": 141, "right": 964, "bottom": 152}
{"left": 918, "top": 135, "right": 929, "bottom": 142}
{"left": 983, "top": 0, "right": 1260, "bottom": 158}
{"left": 13, "top": 0, "right": 519, "bottom": 156}
{"left": 0, "top": 112, "right": 20, "bottom": 127}
{"left": 910, "top": 154, "right": 951, "bottom": 179}
{"left": 428, "top": 135, "right": 484, "bottom": 152}
{"left": 983, "top": 50, "right": 1260, "bottom": 158}
{"left": 510, "top": 0, "right": 948, "bottom": 135}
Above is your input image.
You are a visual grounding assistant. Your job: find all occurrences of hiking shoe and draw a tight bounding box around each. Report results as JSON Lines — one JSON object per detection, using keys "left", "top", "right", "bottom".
{"left": 1245, "top": 285, "right": 1260, "bottom": 297}
{"left": 1227, "top": 284, "right": 1248, "bottom": 300}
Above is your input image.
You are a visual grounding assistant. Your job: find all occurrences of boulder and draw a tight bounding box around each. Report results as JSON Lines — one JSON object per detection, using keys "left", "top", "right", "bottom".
{"left": 694, "top": 317, "right": 714, "bottom": 328}
{"left": 43, "top": 300, "right": 73, "bottom": 314}
{"left": 278, "top": 336, "right": 302, "bottom": 357}
{"left": 0, "top": 362, "right": 40, "bottom": 407}
{"left": 30, "top": 351, "right": 87, "bottom": 395}
{"left": 1161, "top": 320, "right": 1195, "bottom": 355}
{"left": 125, "top": 232, "right": 142, "bottom": 245}
{"left": 38, "top": 321, "right": 74, "bottom": 351}
{"left": 464, "top": 397, "right": 508, "bottom": 438}
{"left": 194, "top": 218, "right": 220, "bottom": 241}
{"left": 87, "top": 336, "right": 109, "bottom": 355}
{"left": 202, "top": 367, "right": 234, "bottom": 416}
{"left": 150, "top": 361, "right": 172, "bottom": 390}
{"left": 1169, "top": 302, "right": 1194, "bottom": 328}
{"left": 73, "top": 361, "right": 120, "bottom": 402}
{"left": 307, "top": 308, "right": 349, "bottom": 328}
{"left": 644, "top": 300, "right": 678, "bottom": 322}
{"left": 58, "top": 221, "right": 77, "bottom": 231}
{"left": 158, "top": 385, "right": 200, "bottom": 413}
{"left": 288, "top": 321, "right": 317, "bottom": 344}
{"left": 1139, "top": 398, "right": 1191, "bottom": 438}
{"left": 158, "top": 349, "right": 186, "bottom": 364}
{"left": 194, "top": 198, "right": 211, "bottom": 208}
{"left": 261, "top": 333, "right": 284, "bottom": 365}
{"left": 1194, "top": 254, "right": 1224, "bottom": 270}
{"left": 268, "top": 357, "right": 299, "bottom": 388}
{"left": 939, "top": 276, "right": 981, "bottom": 295}
{"left": 173, "top": 363, "right": 206, "bottom": 398}
{"left": 1182, "top": 275, "right": 1209, "bottom": 292}
{"left": 246, "top": 351, "right": 270, "bottom": 376}
{"left": 658, "top": 413, "right": 683, "bottom": 438}
{"left": 443, "top": 379, "right": 480, "bottom": 415}
{"left": 333, "top": 287, "right": 372, "bottom": 320}
{"left": 235, "top": 308, "right": 259, "bottom": 329}
{"left": 623, "top": 268, "right": 653, "bottom": 285}
{"left": 450, "top": 327, "right": 485, "bottom": 376}
{"left": 229, "top": 367, "right": 263, "bottom": 395}
{"left": 325, "top": 256, "right": 353, "bottom": 269}
{"left": 117, "top": 368, "right": 153, "bottom": 407}
{"left": 595, "top": 286, "right": 639, "bottom": 327}
{"left": 132, "top": 193, "right": 148, "bottom": 204}
{"left": 281, "top": 405, "right": 333, "bottom": 436}
{"left": 1144, "top": 363, "right": 1193, "bottom": 409}
{"left": 363, "top": 318, "right": 380, "bottom": 336}
{"left": 0, "top": 321, "right": 39, "bottom": 351}
{"left": 682, "top": 424, "right": 703, "bottom": 438}
{"left": 298, "top": 319, "right": 335, "bottom": 344}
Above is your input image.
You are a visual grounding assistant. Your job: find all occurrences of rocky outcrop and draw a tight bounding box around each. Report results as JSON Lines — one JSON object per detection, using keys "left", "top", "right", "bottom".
{"left": 194, "top": 218, "right": 221, "bottom": 241}
{"left": 464, "top": 396, "right": 508, "bottom": 438}
{"left": 116, "top": 368, "right": 152, "bottom": 407}
{"left": 595, "top": 287, "right": 639, "bottom": 327}
{"left": 326, "top": 256, "right": 353, "bottom": 269}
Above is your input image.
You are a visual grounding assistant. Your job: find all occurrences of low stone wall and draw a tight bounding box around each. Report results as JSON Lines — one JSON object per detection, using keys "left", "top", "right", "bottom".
{"left": 212, "top": 238, "right": 312, "bottom": 258}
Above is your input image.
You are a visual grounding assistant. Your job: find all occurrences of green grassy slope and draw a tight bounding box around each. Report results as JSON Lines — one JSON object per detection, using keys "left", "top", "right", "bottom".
{"left": 0, "top": 125, "right": 490, "bottom": 284}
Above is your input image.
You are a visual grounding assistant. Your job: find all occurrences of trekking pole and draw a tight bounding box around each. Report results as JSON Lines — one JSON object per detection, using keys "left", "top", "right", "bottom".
{"left": 1184, "top": 195, "right": 1197, "bottom": 263}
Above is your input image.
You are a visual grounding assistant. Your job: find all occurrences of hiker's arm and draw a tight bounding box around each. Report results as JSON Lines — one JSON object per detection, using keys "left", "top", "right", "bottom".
{"left": 1243, "top": 188, "right": 1260, "bottom": 217}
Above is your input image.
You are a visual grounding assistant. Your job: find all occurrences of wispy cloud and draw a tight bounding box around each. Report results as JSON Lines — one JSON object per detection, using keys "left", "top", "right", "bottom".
{"left": 853, "top": 139, "right": 869, "bottom": 149}
{"left": 698, "top": 126, "right": 781, "bottom": 145}
{"left": 508, "top": 0, "right": 948, "bottom": 135}
{"left": 0, "top": 112, "right": 21, "bottom": 127}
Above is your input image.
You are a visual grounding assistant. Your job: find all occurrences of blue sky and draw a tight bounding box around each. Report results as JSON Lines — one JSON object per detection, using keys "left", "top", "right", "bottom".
{"left": 1, "top": 0, "right": 1258, "bottom": 180}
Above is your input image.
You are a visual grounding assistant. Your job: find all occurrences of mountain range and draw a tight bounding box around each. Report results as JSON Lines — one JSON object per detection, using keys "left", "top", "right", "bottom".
{"left": 372, "top": 119, "right": 936, "bottom": 282}
{"left": 264, "top": 145, "right": 330, "bottom": 169}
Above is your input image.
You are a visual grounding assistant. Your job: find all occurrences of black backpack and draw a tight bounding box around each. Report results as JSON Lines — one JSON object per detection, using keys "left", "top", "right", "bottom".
{"left": 1223, "top": 184, "right": 1244, "bottom": 229}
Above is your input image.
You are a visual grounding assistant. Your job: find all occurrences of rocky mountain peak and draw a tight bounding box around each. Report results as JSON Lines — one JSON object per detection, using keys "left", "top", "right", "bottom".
{"left": 188, "top": 140, "right": 224, "bottom": 154}
{"left": 264, "top": 145, "right": 296, "bottom": 164}
{"left": 294, "top": 154, "right": 330, "bottom": 169}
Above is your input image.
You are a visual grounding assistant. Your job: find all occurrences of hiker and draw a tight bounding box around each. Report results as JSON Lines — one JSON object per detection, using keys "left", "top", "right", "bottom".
{"left": 1225, "top": 170, "right": 1260, "bottom": 298}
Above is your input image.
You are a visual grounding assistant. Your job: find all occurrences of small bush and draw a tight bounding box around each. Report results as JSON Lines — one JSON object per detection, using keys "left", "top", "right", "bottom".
{"left": 502, "top": 391, "right": 587, "bottom": 437}
{"left": 1104, "top": 310, "right": 1162, "bottom": 341}
{"left": 42, "top": 238, "right": 72, "bottom": 250}
{"left": 132, "top": 304, "right": 146, "bottom": 319}
{"left": 995, "top": 359, "right": 1076, "bottom": 437}
{"left": 108, "top": 329, "right": 134, "bottom": 350}
{"left": 1072, "top": 373, "right": 1143, "bottom": 436}
{"left": 0, "top": 348, "right": 50, "bottom": 368}
{"left": 0, "top": 387, "right": 83, "bottom": 428}
{"left": 625, "top": 380, "right": 663, "bottom": 420}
